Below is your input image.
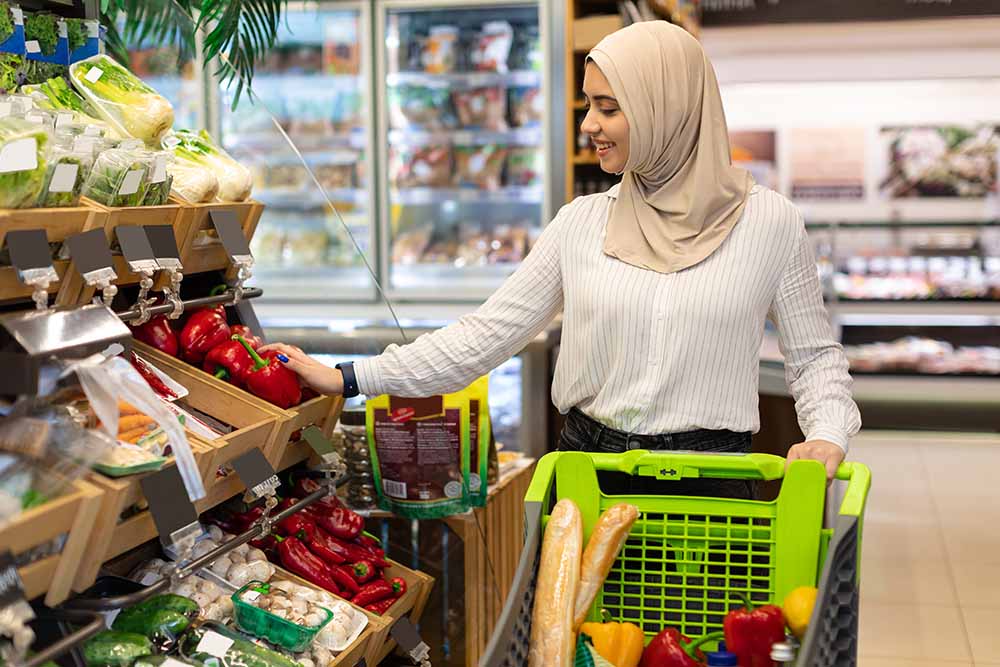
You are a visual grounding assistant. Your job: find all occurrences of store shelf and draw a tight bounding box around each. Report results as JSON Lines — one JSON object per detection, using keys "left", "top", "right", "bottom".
{"left": 387, "top": 127, "right": 542, "bottom": 147}
{"left": 225, "top": 130, "right": 367, "bottom": 152}
{"left": 805, "top": 219, "right": 1000, "bottom": 229}
{"left": 391, "top": 186, "right": 543, "bottom": 206}
{"left": 255, "top": 188, "right": 368, "bottom": 208}
{"left": 386, "top": 70, "right": 542, "bottom": 88}
{"left": 833, "top": 301, "right": 1000, "bottom": 318}
{"left": 247, "top": 72, "right": 362, "bottom": 89}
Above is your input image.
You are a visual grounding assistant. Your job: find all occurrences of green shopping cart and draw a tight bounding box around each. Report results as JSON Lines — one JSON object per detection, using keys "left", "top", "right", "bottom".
{"left": 479, "top": 450, "right": 871, "bottom": 667}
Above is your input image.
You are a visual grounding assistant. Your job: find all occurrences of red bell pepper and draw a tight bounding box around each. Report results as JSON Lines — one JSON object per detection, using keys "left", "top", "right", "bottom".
{"left": 300, "top": 530, "right": 347, "bottom": 567}
{"left": 202, "top": 338, "right": 255, "bottom": 386}
{"left": 317, "top": 530, "right": 388, "bottom": 568}
{"left": 315, "top": 507, "right": 364, "bottom": 541}
{"left": 179, "top": 309, "right": 231, "bottom": 364}
{"left": 330, "top": 565, "right": 360, "bottom": 596}
{"left": 274, "top": 535, "right": 341, "bottom": 596}
{"left": 131, "top": 315, "right": 178, "bottom": 357}
{"left": 356, "top": 533, "right": 381, "bottom": 550}
{"left": 364, "top": 597, "right": 396, "bottom": 616}
{"left": 234, "top": 335, "right": 302, "bottom": 409}
{"left": 351, "top": 560, "right": 377, "bottom": 584}
{"left": 278, "top": 514, "right": 316, "bottom": 541}
{"left": 352, "top": 580, "right": 394, "bottom": 607}
{"left": 250, "top": 535, "right": 279, "bottom": 559}
{"left": 723, "top": 595, "right": 786, "bottom": 667}
{"left": 229, "top": 506, "right": 265, "bottom": 533}
{"left": 231, "top": 325, "right": 263, "bottom": 350}
{"left": 640, "top": 629, "right": 723, "bottom": 667}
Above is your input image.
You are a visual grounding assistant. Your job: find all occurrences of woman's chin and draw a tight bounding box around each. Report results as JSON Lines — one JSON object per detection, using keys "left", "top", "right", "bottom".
{"left": 597, "top": 159, "right": 623, "bottom": 175}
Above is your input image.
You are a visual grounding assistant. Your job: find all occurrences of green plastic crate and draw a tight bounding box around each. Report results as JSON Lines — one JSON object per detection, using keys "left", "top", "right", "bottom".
{"left": 231, "top": 581, "right": 333, "bottom": 652}
{"left": 479, "top": 451, "right": 871, "bottom": 667}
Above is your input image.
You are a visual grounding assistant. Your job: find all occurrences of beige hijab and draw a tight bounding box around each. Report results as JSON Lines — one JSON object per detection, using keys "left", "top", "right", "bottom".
{"left": 588, "top": 21, "right": 754, "bottom": 274}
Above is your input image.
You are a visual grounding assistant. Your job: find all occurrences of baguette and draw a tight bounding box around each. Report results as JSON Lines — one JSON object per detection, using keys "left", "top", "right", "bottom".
{"left": 573, "top": 503, "right": 639, "bottom": 629}
{"left": 529, "top": 498, "right": 583, "bottom": 667}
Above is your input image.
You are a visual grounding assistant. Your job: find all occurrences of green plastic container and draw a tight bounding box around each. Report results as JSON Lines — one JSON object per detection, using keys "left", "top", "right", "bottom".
{"left": 231, "top": 581, "right": 333, "bottom": 652}
{"left": 525, "top": 451, "right": 871, "bottom": 641}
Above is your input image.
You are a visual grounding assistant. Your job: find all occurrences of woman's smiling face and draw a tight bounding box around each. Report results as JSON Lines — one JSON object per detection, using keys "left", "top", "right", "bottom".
{"left": 580, "top": 61, "right": 630, "bottom": 174}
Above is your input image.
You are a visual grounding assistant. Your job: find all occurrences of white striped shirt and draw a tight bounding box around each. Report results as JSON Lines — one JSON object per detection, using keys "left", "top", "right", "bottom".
{"left": 355, "top": 184, "right": 862, "bottom": 451}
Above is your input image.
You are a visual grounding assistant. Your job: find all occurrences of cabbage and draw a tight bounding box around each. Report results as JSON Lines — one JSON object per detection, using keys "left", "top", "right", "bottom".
{"left": 70, "top": 55, "right": 173, "bottom": 144}
{"left": 168, "top": 129, "right": 251, "bottom": 202}
{"left": 169, "top": 158, "right": 218, "bottom": 203}
{"left": 0, "top": 118, "right": 48, "bottom": 208}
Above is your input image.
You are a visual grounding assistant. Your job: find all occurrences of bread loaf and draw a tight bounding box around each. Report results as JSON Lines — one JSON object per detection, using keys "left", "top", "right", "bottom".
{"left": 528, "top": 498, "right": 583, "bottom": 667}
{"left": 573, "top": 503, "right": 639, "bottom": 629}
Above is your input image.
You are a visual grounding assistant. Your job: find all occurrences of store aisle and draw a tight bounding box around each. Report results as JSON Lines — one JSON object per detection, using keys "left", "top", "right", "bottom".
{"left": 852, "top": 431, "right": 1000, "bottom": 667}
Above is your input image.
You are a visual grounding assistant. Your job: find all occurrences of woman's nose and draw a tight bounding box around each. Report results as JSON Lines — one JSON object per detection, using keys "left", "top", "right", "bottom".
{"left": 580, "top": 109, "right": 600, "bottom": 136}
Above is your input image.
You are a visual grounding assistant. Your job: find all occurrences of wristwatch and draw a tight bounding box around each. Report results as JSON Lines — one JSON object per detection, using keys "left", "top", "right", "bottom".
{"left": 335, "top": 362, "right": 360, "bottom": 398}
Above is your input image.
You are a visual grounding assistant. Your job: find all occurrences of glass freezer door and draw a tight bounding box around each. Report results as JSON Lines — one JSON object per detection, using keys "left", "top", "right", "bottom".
{"left": 217, "top": 2, "right": 376, "bottom": 302}
{"left": 378, "top": 1, "right": 544, "bottom": 299}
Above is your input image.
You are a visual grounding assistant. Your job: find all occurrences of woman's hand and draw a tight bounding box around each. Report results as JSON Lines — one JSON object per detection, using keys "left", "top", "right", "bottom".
{"left": 257, "top": 343, "right": 344, "bottom": 396}
{"left": 786, "top": 439, "right": 845, "bottom": 481}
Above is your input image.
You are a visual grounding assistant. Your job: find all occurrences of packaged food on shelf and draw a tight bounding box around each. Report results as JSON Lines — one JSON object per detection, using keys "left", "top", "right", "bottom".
{"left": 81, "top": 147, "right": 149, "bottom": 207}
{"left": 262, "top": 163, "right": 308, "bottom": 191}
{"left": 506, "top": 146, "right": 543, "bottom": 187}
{"left": 452, "top": 86, "right": 507, "bottom": 130}
{"left": 488, "top": 223, "right": 531, "bottom": 264}
{"left": 0, "top": 54, "right": 24, "bottom": 94}
{"left": 284, "top": 221, "right": 330, "bottom": 267}
{"left": 509, "top": 86, "right": 543, "bottom": 127}
{"left": 341, "top": 408, "right": 376, "bottom": 510}
{"left": 421, "top": 25, "right": 459, "bottom": 74}
{"left": 844, "top": 337, "right": 1000, "bottom": 375}
{"left": 251, "top": 225, "right": 286, "bottom": 268}
{"left": 389, "top": 146, "right": 452, "bottom": 188}
{"left": 470, "top": 21, "right": 514, "bottom": 73}
{"left": 34, "top": 143, "right": 89, "bottom": 207}
{"left": 388, "top": 85, "right": 453, "bottom": 130}
{"left": 137, "top": 149, "right": 173, "bottom": 206}
{"left": 22, "top": 12, "right": 66, "bottom": 85}
{"left": 391, "top": 224, "right": 432, "bottom": 265}
{"left": 21, "top": 76, "right": 111, "bottom": 130}
{"left": 0, "top": 116, "right": 49, "bottom": 208}
{"left": 167, "top": 129, "right": 253, "bottom": 202}
{"left": 313, "top": 152, "right": 357, "bottom": 190}
{"left": 69, "top": 54, "right": 174, "bottom": 144}
{"left": 454, "top": 143, "right": 507, "bottom": 190}
{"left": 181, "top": 622, "right": 302, "bottom": 667}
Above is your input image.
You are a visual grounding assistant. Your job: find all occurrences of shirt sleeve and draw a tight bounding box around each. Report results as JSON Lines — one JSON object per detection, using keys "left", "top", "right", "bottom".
{"left": 767, "top": 221, "right": 862, "bottom": 452}
{"left": 354, "top": 206, "right": 568, "bottom": 398}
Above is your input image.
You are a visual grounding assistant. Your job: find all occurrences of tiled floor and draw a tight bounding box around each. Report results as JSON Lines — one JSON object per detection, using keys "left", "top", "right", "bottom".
{"left": 851, "top": 431, "right": 1000, "bottom": 667}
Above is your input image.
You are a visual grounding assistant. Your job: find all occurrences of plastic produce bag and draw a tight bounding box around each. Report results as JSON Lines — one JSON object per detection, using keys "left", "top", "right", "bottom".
{"left": 166, "top": 129, "right": 251, "bottom": 202}
{"left": 36, "top": 144, "right": 91, "bottom": 207}
{"left": 138, "top": 149, "right": 173, "bottom": 206}
{"left": 83, "top": 631, "right": 153, "bottom": 667}
{"left": 21, "top": 75, "right": 111, "bottom": 131}
{"left": 0, "top": 116, "right": 49, "bottom": 208}
{"left": 179, "top": 622, "right": 302, "bottom": 667}
{"left": 112, "top": 594, "right": 199, "bottom": 653}
{"left": 81, "top": 147, "right": 148, "bottom": 207}
{"left": 169, "top": 157, "right": 219, "bottom": 203}
{"left": 70, "top": 54, "right": 174, "bottom": 144}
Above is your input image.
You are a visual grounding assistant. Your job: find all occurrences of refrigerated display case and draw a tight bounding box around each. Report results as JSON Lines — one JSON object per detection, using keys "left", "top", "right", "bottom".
{"left": 215, "top": 2, "right": 377, "bottom": 301}
{"left": 377, "top": 0, "right": 550, "bottom": 299}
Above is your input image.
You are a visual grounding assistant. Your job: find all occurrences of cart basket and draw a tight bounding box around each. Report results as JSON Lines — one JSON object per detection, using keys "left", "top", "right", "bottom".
{"left": 479, "top": 450, "right": 871, "bottom": 667}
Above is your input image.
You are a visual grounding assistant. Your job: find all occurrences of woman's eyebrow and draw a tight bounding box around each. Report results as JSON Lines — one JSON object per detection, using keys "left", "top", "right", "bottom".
{"left": 583, "top": 94, "right": 618, "bottom": 104}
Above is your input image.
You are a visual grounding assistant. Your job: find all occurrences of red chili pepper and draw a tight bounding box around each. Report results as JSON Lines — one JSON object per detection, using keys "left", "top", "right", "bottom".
{"left": 314, "top": 507, "right": 364, "bottom": 541}
{"left": 230, "top": 325, "right": 263, "bottom": 350}
{"left": 278, "top": 514, "right": 316, "bottom": 541}
{"left": 639, "top": 629, "right": 722, "bottom": 667}
{"left": 364, "top": 597, "right": 396, "bottom": 616}
{"left": 388, "top": 577, "right": 406, "bottom": 597}
{"left": 330, "top": 565, "right": 360, "bottom": 595}
{"left": 130, "top": 315, "right": 178, "bottom": 357}
{"left": 352, "top": 579, "right": 394, "bottom": 607}
{"left": 274, "top": 535, "right": 342, "bottom": 596}
{"left": 723, "top": 595, "right": 786, "bottom": 667}
{"left": 315, "top": 526, "right": 388, "bottom": 568}
{"left": 351, "top": 560, "right": 377, "bottom": 584}
{"left": 234, "top": 335, "right": 302, "bottom": 409}
{"left": 202, "top": 338, "right": 255, "bottom": 386}
{"left": 230, "top": 506, "right": 265, "bottom": 533}
{"left": 179, "top": 309, "right": 231, "bottom": 364}
{"left": 128, "top": 351, "right": 176, "bottom": 399}
{"left": 356, "top": 533, "right": 381, "bottom": 550}
{"left": 301, "top": 530, "right": 346, "bottom": 566}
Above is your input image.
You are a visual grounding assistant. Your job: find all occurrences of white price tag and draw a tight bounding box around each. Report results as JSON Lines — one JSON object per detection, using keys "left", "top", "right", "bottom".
{"left": 25, "top": 113, "right": 44, "bottom": 125}
{"left": 73, "top": 136, "right": 97, "bottom": 153}
{"left": 56, "top": 112, "right": 74, "bottom": 128}
{"left": 10, "top": 7, "right": 22, "bottom": 22}
{"left": 0, "top": 102, "right": 11, "bottom": 118}
{"left": 250, "top": 474, "right": 281, "bottom": 499}
{"left": 25, "top": 40, "right": 40, "bottom": 54}
{"left": 244, "top": 590, "right": 262, "bottom": 602}
{"left": 49, "top": 162, "right": 79, "bottom": 193}
{"left": 118, "top": 169, "right": 144, "bottom": 196}
{"left": 84, "top": 124, "right": 103, "bottom": 137}
{"left": 85, "top": 66, "right": 103, "bottom": 84}
{"left": 152, "top": 155, "right": 167, "bottom": 183}
{"left": 0, "top": 138, "right": 37, "bottom": 174}
{"left": 196, "top": 631, "right": 234, "bottom": 658}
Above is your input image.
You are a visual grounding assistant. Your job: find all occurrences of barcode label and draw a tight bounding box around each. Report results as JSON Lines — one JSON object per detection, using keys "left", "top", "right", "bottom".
{"left": 250, "top": 474, "right": 280, "bottom": 499}
{"left": 383, "top": 479, "right": 407, "bottom": 499}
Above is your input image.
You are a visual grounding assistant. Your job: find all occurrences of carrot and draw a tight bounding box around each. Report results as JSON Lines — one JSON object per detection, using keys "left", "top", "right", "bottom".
{"left": 119, "top": 425, "right": 154, "bottom": 443}
{"left": 118, "top": 401, "right": 142, "bottom": 416}
{"left": 118, "top": 415, "right": 154, "bottom": 434}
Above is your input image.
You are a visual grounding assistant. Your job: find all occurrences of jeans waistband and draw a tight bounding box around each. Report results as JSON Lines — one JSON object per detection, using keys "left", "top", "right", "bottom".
{"left": 565, "top": 407, "right": 751, "bottom": 453}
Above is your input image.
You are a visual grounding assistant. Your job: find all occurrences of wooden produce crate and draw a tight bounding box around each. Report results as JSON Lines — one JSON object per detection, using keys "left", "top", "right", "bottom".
{"left": 72, "top": 439, "right": 215, "bottom": 591}
{"left": 133, "top": 340, "right": 343, "bottom": 471}
{"left": 0, "top": 203, "right": 107, "bottom": 306}
{"left": 1, "top": 478, "right": 104, "bottom": 605}
{"left": 370, "top": 561, "right": 436, "bottom": 666}
{"left": 172, "top": 196, "right": 264, "bottom": 277}
{"left": 80, "top": 197, "right": 186, "bottom": 301}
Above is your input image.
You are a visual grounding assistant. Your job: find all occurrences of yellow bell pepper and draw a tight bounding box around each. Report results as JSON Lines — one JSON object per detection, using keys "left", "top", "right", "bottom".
{"left": 580, "top": 620, "right": 644, "bottom": 667}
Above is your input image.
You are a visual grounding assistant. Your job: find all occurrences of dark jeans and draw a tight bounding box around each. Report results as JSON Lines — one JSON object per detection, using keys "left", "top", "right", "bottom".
{"left": 558, "top": 408, "right": 755, "bottom": 499}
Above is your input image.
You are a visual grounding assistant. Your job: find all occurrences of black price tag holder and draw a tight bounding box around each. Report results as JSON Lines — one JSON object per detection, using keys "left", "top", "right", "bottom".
{"left": 302, "top": 426, "right": 345, "bottom": 477}
{"left": 145, "top": 225, "right": 185, "bottom": 319}
{"left": 210, "top": 209, "right": 254, "bottom": 302}
{"left": 4, "top": 229, "right": 58, "bottom": 310}
{"left": 232, "top": 448, "right": 280, "bottom": 502}
{"left": 66, "top": 228, "right": 118, "bottom": 306}
{"left": 140, "top": 466, "right": 201, "bottom": 557}
{"left": 116, "top": 226, "right": 160, "bottom": 325}
{"left": 390, "top": 618, "right": 431, "bottom": 666}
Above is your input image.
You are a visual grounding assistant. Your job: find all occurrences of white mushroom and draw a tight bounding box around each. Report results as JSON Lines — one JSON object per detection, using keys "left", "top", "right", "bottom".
{"left": 210, "top": 556, "right": 232, "bottom": 577}
{"left": 298, "top": 659, "right": 315, "bottom": 667}
{"left": 271, "top": 580, "right": 296, "bottom": 594}
{"left": 228, "top": 550, "right": 246, "bottom": 565}
{"left": 191, "top": 592, "right": 213, "bottom": 609}
{"left": 192, "top": 541, "right": 217, "bottom": 559}
{"left": 234, "top": 542, "right": 250, "bottom": 556}
{"left": 290, "top": 599, "right": 308, "bottom": 616}
{"left": 226, "top": 563, "right": 253, "bottom": 588}
{"left": 312, "top": 646, "right": 333, "bottom": 666}
{"left": 303, "top": 612, "right": 323, "bottom": 628}
{"left": 270, "top": 608, "right": 288, "bottom": 620}
{"left": 198, "top": 580, "right": 223, "bottom": 600}
{"left": 202, "top": 603, "right": 224, "bottom": 621}
{"left": 248, "top": 561, "right": 273, "bottom": 583}
{"left": 207, "top": 525, "right": 224, "bottom": 542}
{"left": 245, "top": 548, "right": 267, "bottom": 563}
{"left": 218, "top": 597, "right": 234, "bottom": 615}
{"left": 172, "top": 582, "right": 197, "bottom": 599}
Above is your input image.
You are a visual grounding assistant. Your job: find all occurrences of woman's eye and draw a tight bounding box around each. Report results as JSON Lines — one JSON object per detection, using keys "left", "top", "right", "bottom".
{"left": 600, "top": 108, "right": 618, "bottom": 116}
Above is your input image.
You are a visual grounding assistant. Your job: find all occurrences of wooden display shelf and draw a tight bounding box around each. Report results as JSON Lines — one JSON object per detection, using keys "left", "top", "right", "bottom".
{"left": 172, "top": 196, "right": 265, "bottom": 277}
{"left": 370, "top": 561, "right": 436, "bottom": 665}
{"left": 1, "top": 478, "right": 104, "bottom": 605}
{"left": 0, "top": 202, "right": 107, "bottom": 306}
{"left": 80, "top": 197, "right": 187, "bottom": 301}
{"left": 134, "top": 341, "right": 343, "bottom": 472}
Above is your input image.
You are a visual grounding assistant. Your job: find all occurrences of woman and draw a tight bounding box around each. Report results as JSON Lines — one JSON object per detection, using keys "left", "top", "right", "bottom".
{"left": 262, "top": 21, "right": 860, "bottom": 497}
